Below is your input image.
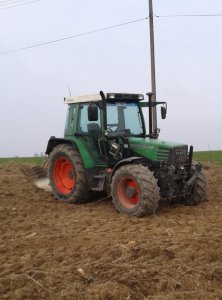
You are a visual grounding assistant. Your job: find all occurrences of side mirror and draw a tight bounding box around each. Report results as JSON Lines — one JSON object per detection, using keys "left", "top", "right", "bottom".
{"left": 88, "top": 103, "right": 98, "bottom": 121}
{"left": 161, "top": 106, "right": 167, "bottom": 119}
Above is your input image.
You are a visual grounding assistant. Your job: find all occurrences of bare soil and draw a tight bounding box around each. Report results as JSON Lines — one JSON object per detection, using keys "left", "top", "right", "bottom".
{"left": 0, "top": 163, "right": 221, "bottom": 300}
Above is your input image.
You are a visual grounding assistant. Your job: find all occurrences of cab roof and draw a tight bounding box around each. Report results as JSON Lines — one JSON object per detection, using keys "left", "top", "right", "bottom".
{"left": 64, "top": 94, "right": 101, "bottom": 104}
{"left": 64, "top": 93, "right": 144, "bottom": 104}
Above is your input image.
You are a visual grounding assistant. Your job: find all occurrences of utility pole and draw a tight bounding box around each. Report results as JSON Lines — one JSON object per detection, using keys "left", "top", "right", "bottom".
{"left": 148, "top": 0, "right": 157, "bottom": 136}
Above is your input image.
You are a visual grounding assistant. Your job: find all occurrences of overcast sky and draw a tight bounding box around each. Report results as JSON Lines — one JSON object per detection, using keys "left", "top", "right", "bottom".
{"left": 0, "top": 0, "right": 222, "bottom": 157}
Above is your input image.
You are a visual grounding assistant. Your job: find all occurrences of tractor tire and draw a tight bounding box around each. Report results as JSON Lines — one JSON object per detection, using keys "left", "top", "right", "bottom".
{"left": 111, "top": 164, "right": 160, "bottom": 217}
{"left": 185, "top": 163, "right": 208, "bottom": 206}
{"left": 48, "top": 144, "right": 88, "bottom": 203}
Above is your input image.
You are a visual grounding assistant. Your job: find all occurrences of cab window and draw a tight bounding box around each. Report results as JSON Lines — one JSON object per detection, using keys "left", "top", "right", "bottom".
{"left": 65, "top": 104, "right": 77, "bottom": 135}
{"left": 77, "top": 103, "right": 101, "bottom": 135}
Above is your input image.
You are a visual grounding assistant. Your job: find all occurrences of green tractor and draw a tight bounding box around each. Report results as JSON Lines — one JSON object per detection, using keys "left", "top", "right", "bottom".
{"left": 43, "top": 91, "right": 207, "bottom": 217}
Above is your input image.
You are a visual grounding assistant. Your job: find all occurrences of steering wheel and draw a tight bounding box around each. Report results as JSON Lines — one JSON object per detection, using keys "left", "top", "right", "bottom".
{"left": 107, "top": 124, "right": 118, "bottom": 132}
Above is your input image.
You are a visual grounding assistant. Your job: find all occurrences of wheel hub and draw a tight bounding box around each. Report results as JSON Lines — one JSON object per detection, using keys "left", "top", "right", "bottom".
{"left": 117, "top": 177, "right": 139, "bottom": 207}
{"left": 126, "top": 186, "right": 137, "bottom": 198}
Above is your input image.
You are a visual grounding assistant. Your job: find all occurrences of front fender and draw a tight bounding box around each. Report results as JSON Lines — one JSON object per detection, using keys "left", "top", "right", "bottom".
{"left": 109, "top": 157, "right": 143, "bottom": 183}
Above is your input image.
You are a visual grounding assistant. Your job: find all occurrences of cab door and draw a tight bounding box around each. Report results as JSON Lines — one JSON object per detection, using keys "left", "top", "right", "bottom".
{"left": 77, "top": 102, "right": 105, "bottom": 164}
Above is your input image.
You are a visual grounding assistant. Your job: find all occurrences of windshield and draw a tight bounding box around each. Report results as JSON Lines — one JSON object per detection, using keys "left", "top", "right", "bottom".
{"left": 107, "top": 102, "right": 144, "bottom": 136}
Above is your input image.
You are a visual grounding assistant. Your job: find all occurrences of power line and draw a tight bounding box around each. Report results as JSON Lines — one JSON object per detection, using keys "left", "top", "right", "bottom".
{"left": 0, "top": 0, "right": 20, "bottom": 3}
{"left": 1, "top": 11, "right": 222, "bottom": 56}
{"left": 0, "top": 0, "right": 42, "bottom": 11}
{"left": 0, "top": 0, "right": 34, "bottom": 7}
{"left": 0, "top": 0, "right": 29, "bottom": 5}
{"left": 155, "top": 13, "right": 222, "bottom": 18}
{"left": 0, "top": 17, "right": 148, "bottom": 56}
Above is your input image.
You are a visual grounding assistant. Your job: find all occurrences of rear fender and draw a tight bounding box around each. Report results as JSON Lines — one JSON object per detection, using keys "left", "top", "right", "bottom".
{"left": 45, "top": 137, "right": 72, "bottom": 155}
{"left": 45, "top": 137, "right": 95, "bottom": 169}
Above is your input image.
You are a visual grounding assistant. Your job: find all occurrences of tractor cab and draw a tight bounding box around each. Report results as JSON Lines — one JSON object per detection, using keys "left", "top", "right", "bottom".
{"left": 64, "top": 93, "right": 146, "bottom": 163}
{"left": 63, "top": 91, "right": 167, "bottom": 165}
{"left": 65, "top": 92, "right": 145, "bottom": 136}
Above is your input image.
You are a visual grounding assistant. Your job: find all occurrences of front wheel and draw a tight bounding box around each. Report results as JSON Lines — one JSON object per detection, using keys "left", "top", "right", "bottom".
{"left": 48, "top": 144, "right": 88, "bottom": 203}
{"left": 111, "top": 164, "right": 160, "bottom": 217}
{"left": 185, "top": 163, "right": 208, "bottom": 205}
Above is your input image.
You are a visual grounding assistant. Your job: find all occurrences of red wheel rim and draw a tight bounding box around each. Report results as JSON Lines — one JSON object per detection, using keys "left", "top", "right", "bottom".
{"left": 53, "top": 157, "right": 75, "bottom": 195}
{"left": 117, "top": 177, "right": 140, "bottom": 209}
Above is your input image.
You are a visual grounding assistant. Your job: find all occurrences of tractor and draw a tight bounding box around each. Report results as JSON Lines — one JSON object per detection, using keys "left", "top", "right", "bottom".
{"left": 41, "top": 91, "right": 207, "bottom": 217}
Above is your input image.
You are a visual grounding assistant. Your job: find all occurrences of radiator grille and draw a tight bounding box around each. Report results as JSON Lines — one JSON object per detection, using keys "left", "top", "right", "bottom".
{"left": 172, "top": 146, "right": 188, "bottom": 164}
{"left": 156, "top": 148, "right": 169, "bottom": 161}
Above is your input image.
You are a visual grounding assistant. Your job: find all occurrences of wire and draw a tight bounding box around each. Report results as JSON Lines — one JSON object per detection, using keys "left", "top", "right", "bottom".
{"left": 0, "top": 0, "right": 33, "bottom": 7}
{"left": 0, "top": 0, "right": 31, "bottom": 5}
{"left": 155, "top": 13, "right": 222, "bottom": 18}
{"left": 1, "top": 10, "right": 221, "bottom": 55}
{"left": 0, "top": 17, "right": 147, "bottom": 56}
{"left": 0, "top": 0, "right": 20, "bottom": 3}
{"left": 0, "top": 0, "right": 42, "bottom": 10}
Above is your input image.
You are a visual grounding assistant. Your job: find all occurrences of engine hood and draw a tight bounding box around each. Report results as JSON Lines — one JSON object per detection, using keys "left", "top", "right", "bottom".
{"left": 128, "top": 137, "right": 188, "bottom": 162}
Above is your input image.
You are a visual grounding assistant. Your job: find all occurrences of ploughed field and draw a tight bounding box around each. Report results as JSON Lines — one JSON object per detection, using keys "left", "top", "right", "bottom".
{"left": 0, "top": 162, "right": 222, "bottom": 300}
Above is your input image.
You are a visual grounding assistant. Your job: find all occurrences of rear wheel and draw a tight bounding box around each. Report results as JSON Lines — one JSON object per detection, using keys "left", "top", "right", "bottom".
{"left": 48, "top": 144, "right": 88, "bottom": 203}
{"left": 111, "top": 164, "right": 160, "bottom": 217}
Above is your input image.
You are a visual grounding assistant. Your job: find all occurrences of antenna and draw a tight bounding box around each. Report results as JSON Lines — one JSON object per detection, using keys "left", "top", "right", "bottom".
{"left": 67, "top": 85, "right": 72, "bottom": 97}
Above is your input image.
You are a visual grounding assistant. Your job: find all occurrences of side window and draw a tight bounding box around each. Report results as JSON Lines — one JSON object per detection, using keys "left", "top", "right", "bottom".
{"left": 78, "top": 103, "right": 101, "bottom": 134}
{"left": 65, "top": 104, "right": 76, "bottom": 135}
{"left": 107, "top": 103, "right": 118, "bottom": 132}
{"left": 107, "top": 104, "right": 118, "bottom": 124}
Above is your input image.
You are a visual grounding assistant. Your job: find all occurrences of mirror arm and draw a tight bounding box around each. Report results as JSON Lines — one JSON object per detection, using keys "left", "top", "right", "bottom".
{"left": 149, "top": 101, "right": 167, "bottom": 107}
